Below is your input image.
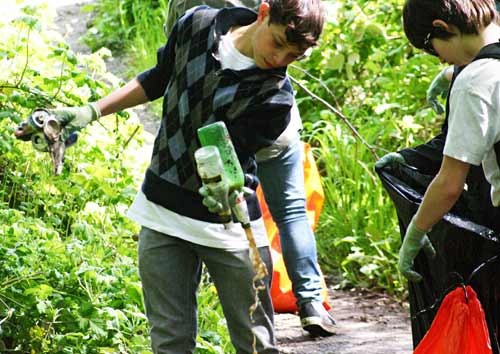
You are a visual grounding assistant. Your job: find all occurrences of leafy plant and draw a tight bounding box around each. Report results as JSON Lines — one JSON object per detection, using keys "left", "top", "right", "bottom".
{"left": 1, "top": 1, "right": 453, "bottom": 351}
{"left": 82, "top": 0, "right": 168, "bottom": 73}
{"left": 0, "top": 3, "right": 150, "bottom": 352}
{"left": 0, "top": 2, "right": 236, "bottom": 352}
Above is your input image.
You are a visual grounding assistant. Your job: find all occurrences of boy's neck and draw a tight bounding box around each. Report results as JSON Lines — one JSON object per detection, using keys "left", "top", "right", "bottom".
{"left": 229, "top": 24, "right": 256, "bottom": 59}
{"left": 480, "top": 23, "right": 500, "bottom": 47}
{"left": 467, "top": 23, "right": 500, "bottom": 57}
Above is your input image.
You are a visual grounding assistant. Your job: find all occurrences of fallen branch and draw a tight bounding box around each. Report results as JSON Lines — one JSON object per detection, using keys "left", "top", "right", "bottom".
{"left": 289, "top": 66, "right": 380, "bottom": 160}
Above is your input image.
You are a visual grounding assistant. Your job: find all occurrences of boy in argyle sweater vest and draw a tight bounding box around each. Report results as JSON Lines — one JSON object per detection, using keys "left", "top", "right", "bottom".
{"left": 165, "top": 0, "right": 337, "bottom": 338}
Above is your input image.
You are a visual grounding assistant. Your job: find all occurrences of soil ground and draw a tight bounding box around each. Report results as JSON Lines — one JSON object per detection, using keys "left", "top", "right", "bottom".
{"left": 48, "top": 1, "right": 414, "bottom": 352}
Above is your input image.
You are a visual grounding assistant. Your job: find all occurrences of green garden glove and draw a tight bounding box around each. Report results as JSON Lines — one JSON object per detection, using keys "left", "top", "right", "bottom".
{"left": 426, "top": 68, "right": 451, "bottom": 114}
{"left": 398, "top": 217, "right": 436, "bottom": 282}
{"left": 15, "top": 103, "right": 100, "bottom": 142}
{"left": 374, "top": 152, "right": 405, "bottom": 169}
{"left": 199, "top": 185, "right": 254, "bottom": 215}
{"left": 50, "top": 103, "right": 101, "bottom": 141}
{"left": 199, "top": 184, "right": 228, "bottom": 214}
{"left": 14, "top": 104, "right": 100, "bottom": 175}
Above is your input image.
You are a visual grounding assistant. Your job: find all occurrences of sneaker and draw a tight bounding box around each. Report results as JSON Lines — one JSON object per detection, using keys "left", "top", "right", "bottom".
{"left": 299, "top": 301, "right": 336, "bottom": 337}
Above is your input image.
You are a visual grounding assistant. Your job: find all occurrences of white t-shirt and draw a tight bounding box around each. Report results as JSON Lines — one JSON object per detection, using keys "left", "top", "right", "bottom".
{"left": 127, "top": 33, "right": 269, "bottom": 250}
{"left": 444, "top": 58, "right": 500, "bottom": 206}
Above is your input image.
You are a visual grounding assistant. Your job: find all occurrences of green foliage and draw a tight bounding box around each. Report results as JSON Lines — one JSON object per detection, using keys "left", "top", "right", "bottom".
{"left": 82, "top": 0, "right": 169, "bottom": 73}
{"left": 0, "top": 4, "right": 154, "bottom": 352}
{"left": 1, "top": 0, "right": 454, "bottom": 351}
{"left": 196, "top": 274, "right": 233, "bottom": 354}
{"left": 303, "top": 120, "right": 405, "bottom": 292}
{"left": 0, "top": 2, "right": 234, "bottom": 352}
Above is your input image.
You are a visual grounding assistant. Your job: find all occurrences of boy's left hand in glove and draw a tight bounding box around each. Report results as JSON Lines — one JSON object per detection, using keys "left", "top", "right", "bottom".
{"left": 398, "top": 217, "right": 436, "bottom": 282}
{"left": 375, "top": 152, "right": 405, "bottom": 169}
{"left": 426, "top": 67, "right": 452, "bottom": 114}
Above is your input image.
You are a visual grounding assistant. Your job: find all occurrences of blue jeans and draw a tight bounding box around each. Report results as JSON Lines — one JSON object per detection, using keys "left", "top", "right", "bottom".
{"left": 257, "top": 138, "right": 323, "bottom": 307}
{"left": 138, "top": 227, "right": 278, "bottom": 354}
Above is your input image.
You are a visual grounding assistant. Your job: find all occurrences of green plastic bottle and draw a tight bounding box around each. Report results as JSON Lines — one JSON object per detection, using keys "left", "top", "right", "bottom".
{"left": 197, "top": 121, "right": 244, "bottom": 192}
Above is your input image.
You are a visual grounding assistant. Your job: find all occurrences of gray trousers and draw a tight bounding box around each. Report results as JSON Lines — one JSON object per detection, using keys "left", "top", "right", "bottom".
{"left": 138, "top": 227, "right": 279, "bottom": 354}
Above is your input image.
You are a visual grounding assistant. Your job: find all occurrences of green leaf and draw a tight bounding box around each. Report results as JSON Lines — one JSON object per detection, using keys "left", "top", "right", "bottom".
{"left": 326, "top": 53, "right": 345, "bottom": 71}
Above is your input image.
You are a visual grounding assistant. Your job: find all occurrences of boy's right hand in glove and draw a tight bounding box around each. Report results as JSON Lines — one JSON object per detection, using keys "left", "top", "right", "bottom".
{"left": 14, "top": 103, "right": 100, "bottom": 175}
{"left": 198, "top": 174, "right": 256, "bottom": 216}
{"left": 374, "top": 152, "right": 405, "bottom": 169}
{"left": 14, "top": 103, "right": 100, "bottom": 142}
{"left": 199, "top": 184, "right": 229, "bottom": 214}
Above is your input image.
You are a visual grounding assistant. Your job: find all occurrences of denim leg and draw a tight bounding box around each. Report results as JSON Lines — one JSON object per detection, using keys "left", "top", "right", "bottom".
{"left": 257, "top": 138, "right": 323, "bottom": 306}
{"left": 200, "top": 245, "right": 278, "bottom": 354}
{"left": 138, "top": 227, "right": 201, "bottom": 354}
{"left": 165, "top": 0, "right": 260, "bottom": 35}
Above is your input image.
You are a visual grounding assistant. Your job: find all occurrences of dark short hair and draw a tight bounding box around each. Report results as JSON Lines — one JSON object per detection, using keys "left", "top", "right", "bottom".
{"left": 403, "top": 0, "right": 497, "bottom": 50}
{"left": 267, "top": 0, "right": 326, "bottom": 51}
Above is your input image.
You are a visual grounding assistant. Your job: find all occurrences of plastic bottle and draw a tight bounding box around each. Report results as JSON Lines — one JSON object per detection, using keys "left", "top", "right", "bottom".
{"left": 197, "top": 123, "right": 266, "bottom": 279}
{"left": 194, "top": 146, "right": 231, "bottom": 223}
{"left": 197, "top": 122, "right": 244, "bottom": 193}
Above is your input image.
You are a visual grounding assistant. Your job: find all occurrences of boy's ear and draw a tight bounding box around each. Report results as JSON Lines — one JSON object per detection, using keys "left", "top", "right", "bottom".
{"left": 257, "top": 1, "right": 270, "bottom": 22}
{"left": 432, "top": 19, "right": 460, "bottom": 36}
{"left": 432, "top": 19, "right": 450, "bottom": 31}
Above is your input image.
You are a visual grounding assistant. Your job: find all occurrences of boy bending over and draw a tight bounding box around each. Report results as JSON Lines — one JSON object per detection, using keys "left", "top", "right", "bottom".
{"left": 382, "top": 0, "right": 500, "bottom": 282}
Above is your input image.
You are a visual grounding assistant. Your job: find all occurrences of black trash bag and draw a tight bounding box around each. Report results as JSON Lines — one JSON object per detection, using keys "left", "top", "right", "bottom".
{"left": 376, "top": 137, "right": 500, "bottom": 353}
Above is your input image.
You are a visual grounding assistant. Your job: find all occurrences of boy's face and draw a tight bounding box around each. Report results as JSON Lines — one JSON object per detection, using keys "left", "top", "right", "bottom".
{"left": 252, "top": 3, "right": 308, "bottom": 69}
{"left": 430, "top": 37, "right": 474, "bottom": 66}
{"left": 425, "top": 22, "right": 478, "bottom": 66}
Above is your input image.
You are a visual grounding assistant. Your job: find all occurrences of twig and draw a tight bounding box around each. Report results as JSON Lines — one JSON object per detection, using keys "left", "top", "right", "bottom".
{"left": 121, "top": 125, "right": 140, "bottom": 152}
{"left": 290, "top": 64, "right": 342, "bottom": 109}
{"left": 0, "top": 272, "right": 44, "bottom": 290}
{"left": 0, "top": 84, "right": 72, "bottom": 107}
{"left": 50, "top": 58, "right": 66, "bottom": 102}
{"left": 289, "top": 75, "right": 380, "bottom": 159}
{"left": 14, "top": 27, "right": 31, "bottom": 89}
{"left": 0, "top": 296, "right": 9, "bottom": 309}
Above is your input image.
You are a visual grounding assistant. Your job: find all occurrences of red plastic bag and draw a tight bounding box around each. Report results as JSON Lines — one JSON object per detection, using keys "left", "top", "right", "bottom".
{"left": 256, "top": 142, "right": 330, "bottom": 313}
{"left": 414, "top": 285, "right": 492, "bottom": 354}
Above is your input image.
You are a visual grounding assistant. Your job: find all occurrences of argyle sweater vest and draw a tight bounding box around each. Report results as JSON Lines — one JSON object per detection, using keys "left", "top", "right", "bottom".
{"left": 137, "top": 6, "right": 294, "bottom": 223}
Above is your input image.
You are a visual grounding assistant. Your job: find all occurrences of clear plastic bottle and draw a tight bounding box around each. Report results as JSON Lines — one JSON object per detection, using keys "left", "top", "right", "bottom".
{"left": 194, "top": 146, "right": 231, "bottom": 223}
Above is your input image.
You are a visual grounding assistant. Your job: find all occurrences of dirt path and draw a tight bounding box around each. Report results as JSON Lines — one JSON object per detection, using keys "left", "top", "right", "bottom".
{"left": 276, "top": 288, "right": 412, "bottom": 354}
{"left": 50, "top": 1, "right": 414, "bottom": 353}
{"left": 50, "top": 0, "right": 161, "bottom": 134}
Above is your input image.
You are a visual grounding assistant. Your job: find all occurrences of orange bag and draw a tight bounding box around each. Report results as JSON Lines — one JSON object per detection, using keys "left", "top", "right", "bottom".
{"left": 256, "top": 142, "right": 330, "bottom": 313}
{"left": 414, "top": 285, "right": 492, "bottom": 354}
